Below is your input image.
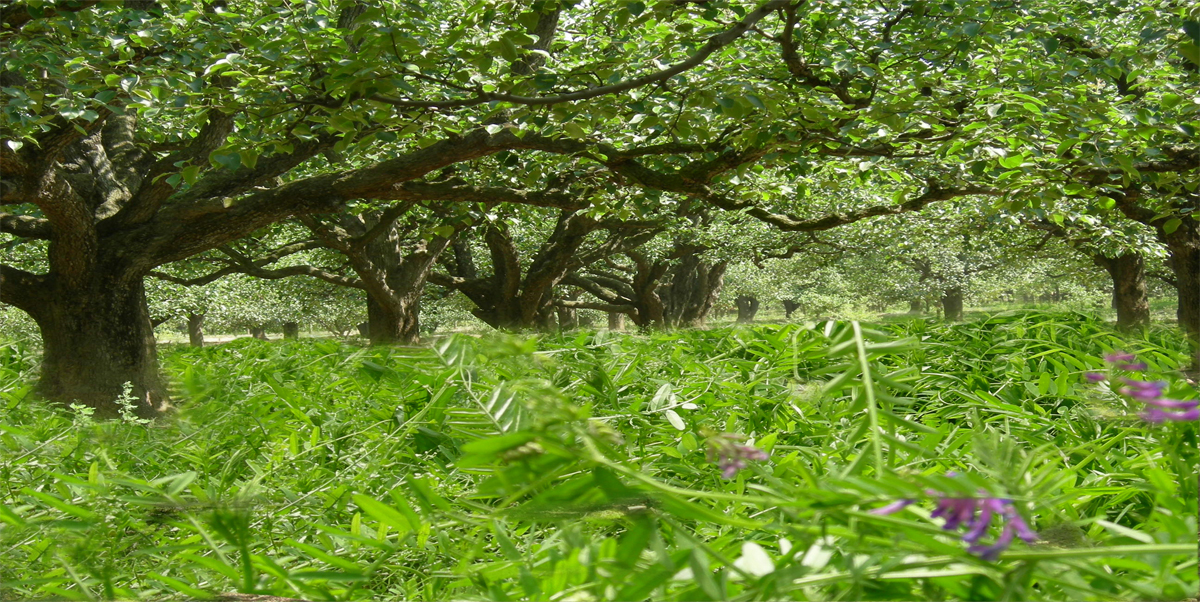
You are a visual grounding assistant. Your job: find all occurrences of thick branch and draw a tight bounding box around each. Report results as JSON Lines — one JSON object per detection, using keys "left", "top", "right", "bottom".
{"left": 0, "top": 264, "right": 50, "bottom": 316}
{"left": 700, "top": 182, "right": 1000, "bottom": 231}
{"left": 0, "top": 213, "right": 51, "bottom": 238}
{"left": 556, "top": 299, "right": 636, "bottom": 314}
{"left": 381, "top": 180, "right": 590, "bottom": 210}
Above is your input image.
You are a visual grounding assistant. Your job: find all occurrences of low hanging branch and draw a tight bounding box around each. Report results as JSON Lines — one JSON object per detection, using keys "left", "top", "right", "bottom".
{"left": 148, "top": 239, "right": 364, "bottom": 289}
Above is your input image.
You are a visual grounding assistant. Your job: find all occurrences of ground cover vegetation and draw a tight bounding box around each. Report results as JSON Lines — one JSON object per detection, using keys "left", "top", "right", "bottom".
{"left": 1, "top": 0, "right": 1199, "bottom": 600}
{"left": 0, "top": 313, "right": 1197, "bottom": 600}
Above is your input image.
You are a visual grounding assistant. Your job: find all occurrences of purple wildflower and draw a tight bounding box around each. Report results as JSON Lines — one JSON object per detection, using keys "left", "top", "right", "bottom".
{"left": 1141, "top": 407, "right": 1200, "bottom": 423}
{"left": 1116, "top": 362, "right": 1148, "bottom": 371}
{"left": 1085, "top": 353, "right": 1198, "bottom": 422}
{"left": 969, "top": 510, "right": 1038, "bottom": 561}
{"left": 869, "top": 480, "right": 1037, "bottom": 560}
{"left": 870, "top": 499, "right": 916, "bottom": 515}
{"left": 705, "top": 433, "right": 769, "bottom": 479}
{"left": 1143, "top": 398, "right": 1200, "bottom": 410}
{"left": 1118, "top": 379, "right": 1167, "bottom": 401}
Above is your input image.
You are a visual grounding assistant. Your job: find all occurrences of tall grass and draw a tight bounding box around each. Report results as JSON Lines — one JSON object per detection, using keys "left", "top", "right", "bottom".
{"left": 1, "top": 311, "right": 1195, "bottom": 601}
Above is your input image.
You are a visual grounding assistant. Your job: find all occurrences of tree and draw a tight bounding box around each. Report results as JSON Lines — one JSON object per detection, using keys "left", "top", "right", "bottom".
{"left": 0, "top": 0, "right": 787, "bottom": 413}
{"left": 434, "top": 207, "right": 659, "bottom": 330}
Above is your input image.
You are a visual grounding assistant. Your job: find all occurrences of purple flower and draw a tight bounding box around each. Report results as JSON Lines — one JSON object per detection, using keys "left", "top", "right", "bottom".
{"left": 870, "top": 499, "right": 916, "bottom": 515}
{"left": 1141, "top": 407, "right": 1200, "bottom": 423}
{"left": 969, "top": 511, "right": 1038, "bottom": 561}
{"left": 1104, "top": 352, "right": 1136, "bottom": 363}
{"left": 869, "top": 481, "right": 1037, "bottom": 560}
{"left": 1085, "top": 354, "right": 1198, "bottom": 423}
{"left": 706, "top": 434, "right": 769, "bottom": 479}
{"left": 1143, "top": 398, "right": 1200, "bottom": 410}
{"left": 1116, "top": 362, "right": 1148, "bottom": 371}
{"left": 1118, "top": 379, "right": 1167, "bottom": 401}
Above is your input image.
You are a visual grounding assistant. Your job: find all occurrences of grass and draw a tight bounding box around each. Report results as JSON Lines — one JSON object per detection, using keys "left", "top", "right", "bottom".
{"left": 0, "top": 310, "right": 1196, "bottom": 601}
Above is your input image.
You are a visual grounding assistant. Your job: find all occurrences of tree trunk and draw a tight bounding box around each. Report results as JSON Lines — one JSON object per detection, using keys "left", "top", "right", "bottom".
{"left": 556, "top": 305, "right": 578, "bottom": 331}
{"left": 735, "top": 295, "right": 760, "bottom": 323}
{"left": 660, "top": 253, "right": 727, "bottom": 328}
{"left": 365, "top": 294, "right": 419, "bottom": 346}
{"left": 941, "top": 287, "right": 964, "bottom": 322}
{"left": 782, "top": 300, "right": 800, "bottom": 319}
{"left": 909, "top": 299, "right": 923, "bottom": 314}
{"left": 187, "top": 313, "right": 205, "bottom": 347}
{"left": 1164, "top": 220, "right": 1200, "bottom": 347}
{"left": 607, "top": 311, "right": 625, "bottom": 331}
{"left": 282, "top": 321, "right": 300, "bottom": 339}
{"left": 250, "top": 326, "right": 268, "bottom": 340}
{"left": 356, "top": 322, "right": 370, "bottom": 337}
{"left": 1095, "top": 252, "right": 1150, "bottom": 331}
{"left": 35, "top": 276, "right": 164, "bottom": 417}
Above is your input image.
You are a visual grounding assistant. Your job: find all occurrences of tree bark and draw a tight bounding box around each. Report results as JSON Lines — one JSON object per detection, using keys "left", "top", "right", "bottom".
{"left": 437, "top": 213, "right": 597, "bottom": 331}
{"left": 909, "top": 299, "right": 923, "bottom": 314}
{"left": 941, "top": 287, "right": 964, "bottom": 322}
{"left": 607, "top": 311, "right": 625, "bottom": 331}
{"left": 735, "top": 295, "right": 760, "bottom": 323}
{"left": 250, "top": 326, "right": 268, "bottom": 340}
{"left": 1164, "top": 219, "right": 1200, "bottom": 346}
{"left": 187, "top": 312, "right": 205, "bottom": 347}
{"left": 782, "top": 299, "right": 801, "bottom": 319}
{"left": 282, "top": 321, "right": 300, "bottom": 339}
{"left": 365, "top": 293, "right": 419, "bottom": 346}
{"left": 556, "top": 305, "right": 578, "bottom": 331}
{"left": 1094, "top": 252, "right": 1150, "bottom": 331}
{"left": 659, "top": 251, "right": 727, "bottom": 328}
{"left": 34, "top": 275, "right": 164, "bottom": 417}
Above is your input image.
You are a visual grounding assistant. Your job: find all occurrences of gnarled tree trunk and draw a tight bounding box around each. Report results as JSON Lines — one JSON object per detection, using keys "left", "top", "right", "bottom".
{"left": 434, "top": 212, "right": 599, "bottom": 331}
{"left": 31, "top": 272, "right": 164, "bottom": 417}
{"left": 364, "top": 293, "right": 420, "bottom": 346}
{"left": 187, "top": 312, "right": 205, "bottom": 347}
{"left": 1094, "top": 252, "right": 1150, "bottom": 331}
{"left": 941, "top": 287, "right": 964, "bottom": 322}
{"left": 282, "top": 321, "right": 300, "bottom": 339}
{"left": 660, "top": 252, "right": 727, "bottom": 328}
{"left": 1164, "top": 220, "right": 1199, "bottom": 345}
{"left": 735, "top": 295, "right": 760, "bottom": 323}
{"left": 607, "top": 311, "right": 625, "bottom": 330}
{"left": 782, "top": 299, "right": 801, "bottom": 319}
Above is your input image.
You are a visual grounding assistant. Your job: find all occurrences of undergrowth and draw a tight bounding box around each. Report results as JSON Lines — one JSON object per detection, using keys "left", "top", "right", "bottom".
{"left": 0, "top": 311, "right": 1196, "bottom": 601}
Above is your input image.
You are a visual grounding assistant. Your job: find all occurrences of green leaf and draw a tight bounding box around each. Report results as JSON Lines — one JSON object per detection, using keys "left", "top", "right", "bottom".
{"left": 500, "top": 37, "right": 519, "bottom": 62}
{"left": 352, "top": 494, "right": 414, "bottom": 534}
{"left": 998, "top": 154, "right": 1024, "bottom": 169}
{"left": 1163, "top": 218, "right": 1182, "bottom": 234}
{"left": 649, "top": 383, "right": 674, "bottom": 411}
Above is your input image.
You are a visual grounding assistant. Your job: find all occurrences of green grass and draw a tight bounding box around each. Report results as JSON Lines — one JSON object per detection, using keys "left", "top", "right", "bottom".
{"left": 1, "top": 311, "right": 1196, "bottom": 601}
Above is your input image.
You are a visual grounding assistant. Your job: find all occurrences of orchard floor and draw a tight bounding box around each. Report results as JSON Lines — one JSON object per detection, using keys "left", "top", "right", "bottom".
{"left": 1, "top": 311, "right": 1196, "bottom": 601}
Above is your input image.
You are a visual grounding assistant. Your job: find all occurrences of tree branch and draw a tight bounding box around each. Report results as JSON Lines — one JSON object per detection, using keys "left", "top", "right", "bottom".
{"left": 0, "top": 213, "right": 50, "bottom": 238}
{"left": 0, "top": 264, "right": 50, "bottom": 317}
{"left": 364, "top": 0, "right": 788, "bottom": 109}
